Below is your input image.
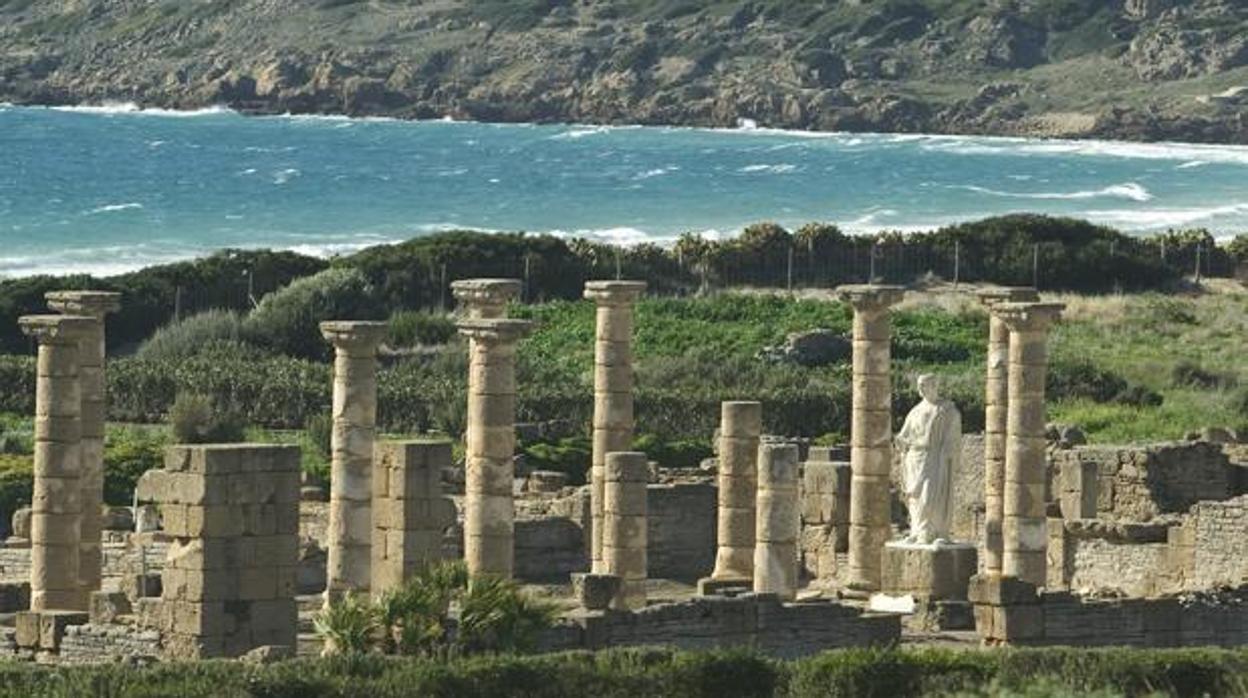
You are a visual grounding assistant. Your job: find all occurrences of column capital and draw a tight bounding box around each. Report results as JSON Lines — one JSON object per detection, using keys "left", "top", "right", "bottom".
{"left": 451, "top": 278, "right": 522, "bottom": 318}
{"left": 584, "top": 280, "right": 646, "bottom": 306}
{"left": 976, "top": 287, "right": 1039, "bottom": 308}
{"left": 836, "top": 284, "right": 905, "bottom": 313}
{"left": 19, "top": 315, "right": 96, "bottom": 344}
{"left": 46, "top": 290, "right": 122, "bottom": 319}
{"left": 320, "top": 321, "right": 388, "bottom": 354}
{"left": 995, "top": 302, "right": 1065, "bottom": 333}
{"left": 456, "top": 317, "right": 534, "bottom": 344}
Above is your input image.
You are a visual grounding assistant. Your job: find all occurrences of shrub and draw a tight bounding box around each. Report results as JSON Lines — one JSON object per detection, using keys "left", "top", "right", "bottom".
{"left": 103, "top": 427, "right": 167, "bottom": 506}
{"left": 0, "top": 453, "right": 33, "bottom": 538}
{"left": 244, "top": 267, "right": 385, "bottom": 360}
{"left": 168, "top": 393, "right": 245, "bottom": 444}
{"left": 136, "top": 309, "right": 254, "bottom": 360}
{"left": 305, "top": 412, "right": 333, "bottom": 460}
{"left": 1171, "top": 360, "right": 1237, "bottom": 390}
{"left": 522, "top": 436, "right": 591, "bottom": 485}
{"left": 388, "top": 310, "right": 457, "bottom": 347}
{"left": 632, "top": 434, "right": 712, "bottom": 469}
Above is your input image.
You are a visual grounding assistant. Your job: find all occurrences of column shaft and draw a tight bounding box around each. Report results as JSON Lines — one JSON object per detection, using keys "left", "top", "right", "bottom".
{"left": 711, "top": 401, "right": 761, "bottom": 581}
{"left": 459, "top": 318, "right": 531, "bottom": 579}
{"left": 754, "top": 442, "right": 799, "bottom": 600}
{"left": 602, "top": 451, "right": 647, "bottom": 610}
{"left": 1002, "top": 328, "right": 1050, "bottom": 584}
{"left": 321, "top": 321, "right": 386, "bottom": 604}
{"left": 983, "top": 314, "right": 1009, "bottom": 575}
{"left": 585, "top": 282, "right": 644, "bottom": 573}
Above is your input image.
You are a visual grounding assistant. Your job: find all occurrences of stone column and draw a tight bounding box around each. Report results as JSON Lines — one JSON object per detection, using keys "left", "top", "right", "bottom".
{"left": 997, "top": 302, "right": 1064, "bottom": 586}
{"left": 46, "top": 291, "right": 120, "bottom": 597}
{"left": 838, "top": 284, "right": 905, "bottom": 594}
{"left": 451, "top": 278, "right": 521, "bottom": 320}
{"left": 702, "top": 401, "right": 761, "bottom": 590}
{"left": 975, "top": 288, "right": 1037, "bottom": 576}
{"left": 754, "top": 441, "right": 800, "bottom": 601}
{"left": 602, "top": 451, "right": 648, "bottom": 610}
{"left": 20, "top": 315, "right": 95, "bottom": 611}
{"left": 584, "top": 280, "right": 646, "bottom": 573}
{"left": 458, "top": 317, "right": 533, "bottom": 579}
{"left": 320, "top": 321, "right": 387, "bottom": 605}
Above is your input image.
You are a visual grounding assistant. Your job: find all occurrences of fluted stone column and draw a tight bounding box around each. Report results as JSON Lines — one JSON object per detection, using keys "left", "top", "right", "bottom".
{"left": 997, "top": 302, "right": 1064, "bottom": 586}
{"left": 975, "top": 288, "right": 1038, "bottom": 576}
{"left": 838, "top": 284, "right": 905, "bottom": 594}
{"left": 451, "top": 279, "right": 521, "bottom": 320}
{"left": 46, "top": 291, "right": 120, "bottom": 597}
{"left": 21, "top": 315, "right": 95, "bottom": 611}
{"left": 584, "top": 280, "right": 645, "bottom": 573}
{"left": 754, "top": 441, "right": 800, "bottom": 601}
{"left": 321, "top": 321, "right": 387, "bottom": 605}
{"left": 602, "top": 451, "right": 648, "bottom": 610}
{"left": 459, "top": 318, "right": 533, "bottom": 578}
{"left": 706, "top": 401, "right": 761, "bottom": 586}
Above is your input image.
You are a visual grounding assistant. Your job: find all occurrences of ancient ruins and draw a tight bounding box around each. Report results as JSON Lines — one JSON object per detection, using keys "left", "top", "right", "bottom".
{"left": 1, "top": 280, "right": 1245, "bottom": 663}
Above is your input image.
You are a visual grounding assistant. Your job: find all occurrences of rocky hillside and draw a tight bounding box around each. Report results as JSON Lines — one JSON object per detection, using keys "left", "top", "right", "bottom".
{"left": 2, "top": 0, "right": 1247, "bottom": 142}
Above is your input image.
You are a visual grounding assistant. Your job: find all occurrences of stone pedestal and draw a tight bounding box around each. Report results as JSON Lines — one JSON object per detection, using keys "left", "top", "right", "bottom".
{"left": 997, "top": 302, "right": 1063, "bottom": 586}
{"left": 320, "top": 321, "right": 387, "bottom": 605}
{"left": 754, "top": 442, "right": 799, "bottom": 601}
{"left": 968, "top": 574, "right": 1044, "bottom": 645}
{"left": 459, "top": 317, "right": 532, "bottom": 579}
{"left": 21, "top": 314, "right": 96, "bottom": 612}
{"left": 880, "top": 541, "right": 977, "bottom": 601}
{"left": 602, "top": 451, "right": 647, "bottom": 610}
{"left": 975, "top": 287, "right": 1037, "bottom": 576}
{"left": 585, "top": 280, "right": 645, "bottom": 574}
{"left": 371, "top": 440, "right": 457, "bottom": 594}
{"left": 838, "top": 285, "right": 905, "bottom": 595}
{"left": 46, "top": 291, "right": 121, "bottom": 598}
{"left": 702, "top": 401, "right": 761, "bottom": 592}
{"left": 138, "top": 444, "right": 300, "bottom": 659}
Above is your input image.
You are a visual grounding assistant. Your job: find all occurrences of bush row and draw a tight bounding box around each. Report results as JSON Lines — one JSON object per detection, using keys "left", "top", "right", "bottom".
{"left": 1, "top": 215, "right": 1243, "bottom": 355}
{"left": 0, "top": 646, "right": 1242, "bottom": 698}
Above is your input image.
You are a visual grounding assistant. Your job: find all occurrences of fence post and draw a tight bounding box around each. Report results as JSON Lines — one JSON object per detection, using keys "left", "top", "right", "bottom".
{"left": 1032, "top": 244, "right": 1040, "bottom": 289}
{"left": 953, "top": 241, "right": 961, "bottom": 288}
{"left": 523, "top": 256, "right": 531, "bottom": 304}
{"left": 787, "top": 245, "right": 794, "bottom": 292}
{"left": 1194, "top": 242, "right": 1202, "bottom": 282}
{"left": 615, "top": 247, "right": 622, "bottom": 281}
{"left": 174, "top": 286, "right": 183, "bottom": 321}
{"left": 870, "top": 243, "right": 878, "bottom": 283}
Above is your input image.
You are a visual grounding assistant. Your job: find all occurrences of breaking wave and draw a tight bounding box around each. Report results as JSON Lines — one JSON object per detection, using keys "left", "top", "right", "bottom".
{"left": 954, "top": 182, "right": 1153, "bottom": 202}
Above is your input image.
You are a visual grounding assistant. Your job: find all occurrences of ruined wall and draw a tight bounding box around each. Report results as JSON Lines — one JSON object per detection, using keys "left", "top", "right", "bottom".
{"left": 1040, "top": 590, "right": 1248, "bottom": 647}
{"left": 1171, "top": 494, "right": 1248, "bottom": 591}
{"left": 1047, "top": 519, "right": 1173, "bottom": 596}
{"left": 56, "top": 624, "right": 161, "bottom": 664}
{"left": 1052, "top": 443, "right": 1233, "bottom": 522}
{"left": 540, "top": 594, "right": 900, "bottom": 658}
{"left": 647, "top": 483, "right": 716, "bottom": 581}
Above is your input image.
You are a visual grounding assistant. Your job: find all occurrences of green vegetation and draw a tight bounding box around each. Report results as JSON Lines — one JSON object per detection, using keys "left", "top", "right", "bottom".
{"left": 0, "top": 646, "right": 1243, "bottom": 697}
{"left": 0, "top": 217, "right": 1240, "bottom": 358}
{"left": 316, "top": 561, "right": 557, "bottom": 658}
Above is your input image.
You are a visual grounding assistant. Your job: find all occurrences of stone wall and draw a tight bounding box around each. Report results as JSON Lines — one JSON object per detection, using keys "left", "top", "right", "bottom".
{"left": 540, "top": 594, "right": 900, "bottom": 658}
{"left": 1052, "top": 443, "right": 1233, "bottom": 522}
{"left": 1172, "top": 494, "right": 1248, "bottom": 590}
{"left": 56, "top": 624, "right": 161, "bottom": 664}
{"left": 1039, "top": 590, "right": 1248, "bottom": 647}
{"left": 647, "top": 483, "right": 716, "bottom": 581}
{"left": 1047, "top": 519, "right": 1172, "bottom": 596}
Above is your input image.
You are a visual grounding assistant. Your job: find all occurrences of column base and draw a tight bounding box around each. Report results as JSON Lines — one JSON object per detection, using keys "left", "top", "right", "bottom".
{"left": 880, "top": 540, "right": 977, "bottom": 601}
{"left": 697, "top": 576, "right": 752, "bottom": 597}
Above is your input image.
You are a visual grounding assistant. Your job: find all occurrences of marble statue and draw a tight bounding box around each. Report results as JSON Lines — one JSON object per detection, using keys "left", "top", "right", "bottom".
{"left": 895, "top": 374, "right": 961, "bottom": 544}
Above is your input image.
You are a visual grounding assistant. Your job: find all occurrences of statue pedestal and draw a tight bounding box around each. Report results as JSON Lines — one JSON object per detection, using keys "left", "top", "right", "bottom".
{"left": 869, "top": 540, "right": 977, "bottom": 630}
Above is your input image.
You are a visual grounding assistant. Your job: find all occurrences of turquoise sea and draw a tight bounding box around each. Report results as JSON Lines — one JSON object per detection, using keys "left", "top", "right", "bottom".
{"left": 2, "top": 103, "right": 1247, "bottom": 277}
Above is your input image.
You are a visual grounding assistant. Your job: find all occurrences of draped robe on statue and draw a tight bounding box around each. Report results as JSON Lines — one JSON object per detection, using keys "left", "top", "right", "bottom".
{"left": 895, "top": 397, "right": 961, "bottom": 544}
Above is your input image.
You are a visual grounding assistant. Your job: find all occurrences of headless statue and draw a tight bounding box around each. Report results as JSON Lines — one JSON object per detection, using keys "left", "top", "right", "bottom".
{"left": 895, "top": 374, "right": 961, "bottom": 545}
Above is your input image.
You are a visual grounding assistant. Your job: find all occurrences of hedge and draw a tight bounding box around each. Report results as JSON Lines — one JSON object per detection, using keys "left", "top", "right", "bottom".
{"left": 0, "top": 646, "right": 1243, "bottom": 697}
{"left": 0, "top": 216, "right": 1238, "bottom": 357}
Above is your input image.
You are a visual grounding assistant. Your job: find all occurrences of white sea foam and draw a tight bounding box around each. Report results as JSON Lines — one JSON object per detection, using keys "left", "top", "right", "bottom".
{"left": 550, "top": 125, "right": 612, "bottom": 140}
{"left": 953, "top": 182, "right": 1153, "bottom": 202}
{"left": 1082, "top": 203, "right": 1248, "bottom": 229}
{"left": 1176, "top": 160, "right": 1209, "bottom": 169}
{"left": 919, "top": 134, "right": 1248, "bottom": 165}
{"left": 272, "top": 168, "right": 300, "bottom": 184}
{"left": 739, "top": 163, "right": 797, "bottom": 174}
{"left": 634, "top": 166, "right": 679, "bottom": 180}
{"left": 49, "top": 102, "right": 232, "bottom": 118}
{"left": 87, "top": 203, "right": 144, "bottom": 215}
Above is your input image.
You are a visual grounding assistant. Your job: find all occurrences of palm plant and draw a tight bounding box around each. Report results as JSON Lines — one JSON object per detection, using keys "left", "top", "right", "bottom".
{"left": 313, "top": 592, "right": 379, "bottom": 656}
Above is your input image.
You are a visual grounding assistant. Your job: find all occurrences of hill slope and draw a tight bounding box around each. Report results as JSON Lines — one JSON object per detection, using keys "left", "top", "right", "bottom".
{"left": 2, "top": 0, "right": 1246, "bottom": 142}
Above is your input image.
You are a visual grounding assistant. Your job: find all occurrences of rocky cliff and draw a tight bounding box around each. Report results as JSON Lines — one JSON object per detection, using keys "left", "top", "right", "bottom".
{"left": 2, "top": 0, "right": 1246, "bottom": 143}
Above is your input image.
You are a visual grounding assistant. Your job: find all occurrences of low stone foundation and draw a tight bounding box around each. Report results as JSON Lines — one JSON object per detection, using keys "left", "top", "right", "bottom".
{"left": 540, "top": 594, "right": 900, "bottom": 658}
{"left": 57, "top": 624, "right": 161, "bottom": 664}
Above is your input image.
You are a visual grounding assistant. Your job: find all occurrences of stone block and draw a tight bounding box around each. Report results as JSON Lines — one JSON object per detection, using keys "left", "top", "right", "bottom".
{"left": 89, "top": 590, "right": 132, "bottom": 625}
{"left": 880, "top": 541, "right": 977, "bottom": 601}
{"left": 573, "top": 573, "right": 622, "bottom": 611}
{"left": 967, "top": 574, "right": 1040, "bottom": 606}
{"left": 39, "top": 610, "right": 89, "bottom": 650}
{"left": 14, "top": 611, "right": 41, "bottom": 648}
{"left": 697, "top": 576, "right": 752, "bottom": 596}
